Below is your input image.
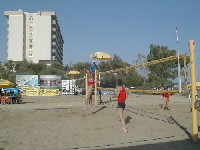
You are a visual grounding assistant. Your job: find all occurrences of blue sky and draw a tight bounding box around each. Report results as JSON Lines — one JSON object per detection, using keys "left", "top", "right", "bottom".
{"left": 0, "top": 0, "right": 200, "bottom": 81}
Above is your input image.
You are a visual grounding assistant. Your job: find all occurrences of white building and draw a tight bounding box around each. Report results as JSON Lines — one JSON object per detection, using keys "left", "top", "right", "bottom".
{"left": 4, "top": 11, "right": 64, "bottom": 65}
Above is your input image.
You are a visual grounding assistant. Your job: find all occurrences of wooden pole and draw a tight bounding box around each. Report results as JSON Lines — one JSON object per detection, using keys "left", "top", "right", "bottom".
{"left": 183, "top": 54, "right": 188, "bottom": 94}
{"left": 85, "top": 72, "right": 88, "bottom": 99}
{"left": 189, "top": 40, "right": 198, "bottom": 142}
{"left": 95, "top": 69, "right": 98, "bottom": 106}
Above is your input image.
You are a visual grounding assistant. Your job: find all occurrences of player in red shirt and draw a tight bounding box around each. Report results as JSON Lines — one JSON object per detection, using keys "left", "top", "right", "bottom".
{"left": 160, "top": 87, "right": 172, "bottom": 111}
{"left": 84, "top": 70, "right": 95, "bottom": 111}
{"left": 116, "top": 79, "right": 128, "bottom": 132}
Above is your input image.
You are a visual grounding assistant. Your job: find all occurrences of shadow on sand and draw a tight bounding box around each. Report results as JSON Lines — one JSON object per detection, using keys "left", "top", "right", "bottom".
{"left": 67, "top": 138, "right": 200, "bottom": 150}
{"left": 125, "top": 116, "right": 132, "bottom": 124}
{"left": 92, "top": 106, "right": 107, "bottom": 114}
{"left": 104, "top": 138, "right": 200, "bottom": 150}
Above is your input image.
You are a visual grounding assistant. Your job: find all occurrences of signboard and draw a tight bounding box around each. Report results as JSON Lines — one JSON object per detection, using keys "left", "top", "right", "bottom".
{"left": 62, "top": 80, "right": 76, "bottom": 95}
{"left": 16, "top": 75, "right": 39, "bottom": 88}
{"left": 39, "top": 75, "right": 61, "bottom": 89}
{"left": 25, "top": 88, "right": 59, "bottom": 96}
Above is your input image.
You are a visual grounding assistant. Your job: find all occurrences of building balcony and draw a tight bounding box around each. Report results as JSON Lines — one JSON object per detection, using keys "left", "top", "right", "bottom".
{"left": 52, "top": 35, "right": 56, "bottom": 38}
{"left": 52, "top": 20, "right": 56, "bottom": 25}
{"left": 52, "top": 42, "right": 56, "bottom": 46}
{"left": 52, "top": 49, "right": 56, "bottom": 53}
{"left": 52, "top": 28, "right": 56, "bottom": 32}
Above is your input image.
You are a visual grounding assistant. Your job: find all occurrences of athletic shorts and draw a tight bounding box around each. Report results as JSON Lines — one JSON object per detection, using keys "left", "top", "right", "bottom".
{"left": 117, "top": 102, "right": 125, "bottom": 109}
{"left": 165, "top": 98, "right": 169, "bottom": 101}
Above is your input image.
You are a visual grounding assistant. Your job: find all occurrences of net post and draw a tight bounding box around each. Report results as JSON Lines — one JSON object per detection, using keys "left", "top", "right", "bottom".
{"left": 95, "top": 69, "right": 98, "bottom": 106}
{"left": 85, "top": 72, "right": 88, "bottom": 99}
{"left": 189, "top": 40, "right": 198, "bottom": 142}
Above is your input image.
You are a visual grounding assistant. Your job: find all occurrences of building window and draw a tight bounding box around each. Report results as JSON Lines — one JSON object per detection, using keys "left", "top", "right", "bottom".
{"left": 29, "top": 39, "right": 33, "bottom": 43}
{"left": 29, "top": 54, "right": 33, "bottom": 57}
{"left": 29, "top": 45, "right": 33, "bottom": 49}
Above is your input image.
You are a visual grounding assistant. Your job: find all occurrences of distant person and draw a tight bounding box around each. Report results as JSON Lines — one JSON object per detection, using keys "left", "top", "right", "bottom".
{"left": 0, "top": 89, "right": 10, "bottom": 104}
{"left": 160, "top": 83, "right": 165, "bottom": 90}
{"left": 0, "top": 89, "right": 2, "bottom": 103}
{"left": 0, "top": 88, "right": 2, "bottom": 96}
{"left": 116, "top": 79, "right": 128, "bottom": 132}
{"left": 0, "top": 89, "right": 4, "bottom": 104}
{"left": 160, "top": 83, "right": 165, "bottom": 97}
{"left": 160, "top": 86, "right": 172, "bottom": 111}
{"left": 98, "top": 88, "right": 102, "bottom": 104}
{"left": 90, "top": 61, "right": 98, "bottom": 78}
{"left": 85, "top": 70, "right": 95, "bottom": 110}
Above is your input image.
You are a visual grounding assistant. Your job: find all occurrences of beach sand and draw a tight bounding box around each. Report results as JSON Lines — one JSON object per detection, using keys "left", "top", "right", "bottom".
{"left": 0, "top": 93, "right": 200, "bottom": 150}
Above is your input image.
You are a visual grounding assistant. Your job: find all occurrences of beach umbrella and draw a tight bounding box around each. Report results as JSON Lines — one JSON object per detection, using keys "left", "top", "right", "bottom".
{"left": 68, "top": 70, "right": 80, "bottom": 79}
{"left": 89, "top": 52, "right": 112, "bottom": 106}
{"left": 68, "top": 70, "right": 80, "bottom": 75}
{"left": 90, "top": 52, "right": 112, "bottom": 88}
{"left": 0, "top": 79, "right": 13, "bottom": 88}
{"left": 90, "top": 52, "right": 112, "bottom": 60}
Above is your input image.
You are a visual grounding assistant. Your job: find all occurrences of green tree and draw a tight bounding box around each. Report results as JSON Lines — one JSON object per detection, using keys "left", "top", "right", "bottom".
{"left": 0, "top": 61, "right": 16, "bottom": 83}
{"left": 40, "top": 62, "right": 66, "bottom": 79}
{"left": 15, "top": 61, "right": 46, "bottom": 75}
{"left": 98, "top": 54, "right": 142, "bottom": 88}
{"left": 146, "top": 44, "right": 188, "bottom": 87}
{"left": 67, "top": 62, "right": 90, "bottom": 80}
{"left": 0, "top": 61, "right": 67, "bottom": 84}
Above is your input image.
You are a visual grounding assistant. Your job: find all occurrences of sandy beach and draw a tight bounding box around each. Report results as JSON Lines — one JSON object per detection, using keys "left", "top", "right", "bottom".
{"left": 0, "top": 93, "right": 200, "bottom": 150}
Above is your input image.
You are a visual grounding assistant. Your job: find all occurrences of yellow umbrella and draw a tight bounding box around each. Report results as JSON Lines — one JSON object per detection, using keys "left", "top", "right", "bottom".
{"left": 68, "top": 71, "right": 80, "bottom": 75}
{"left": 0, "top": 79, "right": 13, "bottom": 88}
{"left": 68, "top": 70, "right": 80, "bottom": 79}
{"left": 90, "top": 52, "right": 112, "bottom": 89}
{"left": 90, "top": 52, "right": 112, "bottom": 60}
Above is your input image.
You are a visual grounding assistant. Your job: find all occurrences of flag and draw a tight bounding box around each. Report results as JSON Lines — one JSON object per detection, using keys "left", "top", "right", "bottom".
{"left": 176, "top": 27, "right": 179, "bottom": 44}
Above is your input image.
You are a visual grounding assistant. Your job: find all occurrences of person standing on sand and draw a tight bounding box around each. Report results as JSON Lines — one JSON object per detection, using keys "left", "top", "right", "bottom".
{"left": 85, "top": 70, "right": 95, "bottom": 110}
{"left": 160, "top": 86, "right": 172, "bottom": 111}
{"left": 98, "top": 88, "right": 102, "bottom": 104}
{"left": 116, "top": 79, "right": 128, "bottom": 132}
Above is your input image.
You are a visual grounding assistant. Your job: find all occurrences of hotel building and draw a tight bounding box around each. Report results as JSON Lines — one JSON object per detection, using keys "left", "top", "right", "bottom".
{"left": 4, "top": 11, "right": 64, "bottom": 65}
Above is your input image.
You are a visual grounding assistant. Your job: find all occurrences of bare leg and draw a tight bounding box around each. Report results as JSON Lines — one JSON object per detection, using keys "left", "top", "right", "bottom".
{"left": 166, "top": 100, "right": 172, "bottom": 110}
{"left": 99, "top": 94, "right": 102, "bottom": 104}
{"left": 87, "top": 92, "right": 92, "bottom": 110}
{"left": 84, "top": 92, "right": 93, "bottom": 113}
{"left": 84, "top": 98, "right": 88, "bottom": 110}
{"left": 84, "top": 91, "right": 90, "bottom": 110}
{"left": 161, "top": 99, "right": 167, "bottom": 111}
{"left": 118, "top": 108, "right": 127, "bottom": 132}
{"left": 118, "top": 111, "right": 121, "bottom": 122}
{"left": 89, "top": 94, "right": 92, "bottom": 105}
